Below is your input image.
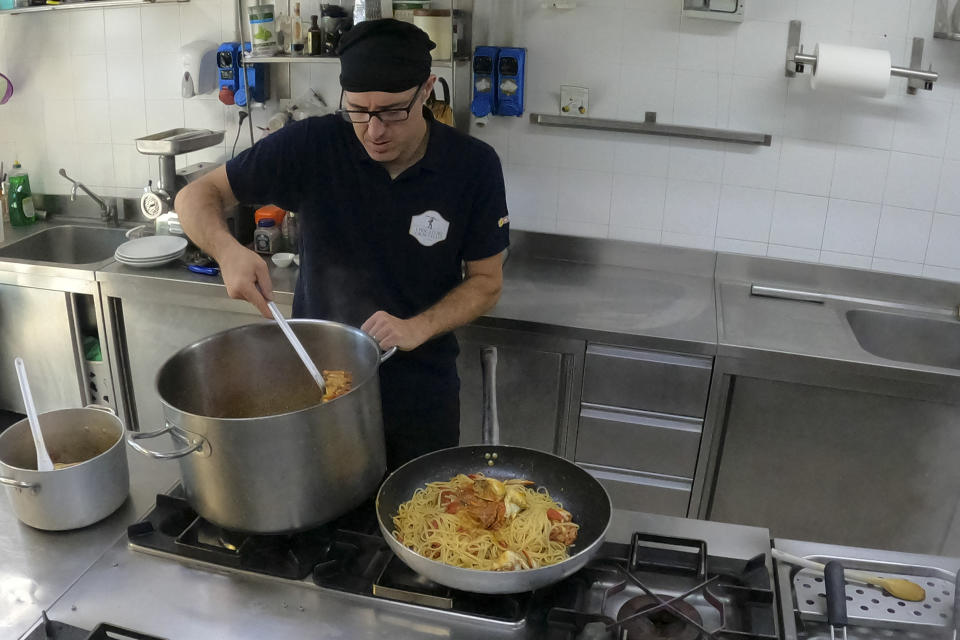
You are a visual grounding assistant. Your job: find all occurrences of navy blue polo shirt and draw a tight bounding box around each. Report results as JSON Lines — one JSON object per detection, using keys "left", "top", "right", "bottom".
{"left": 225, "top": 110, "right": 510, "bottom": 387}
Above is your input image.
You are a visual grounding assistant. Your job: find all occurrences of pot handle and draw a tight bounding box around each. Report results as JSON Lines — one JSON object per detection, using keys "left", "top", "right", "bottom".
{"left": 0, "top": 476, "right": 38, "bottom": 490}
{"left": 84, "top": 403, "right": 116, "bottom": 414}
{"left": 127, "top": 424, "right": 207, "bottom": 460}
{"left": 380, "top": 346, "right": 398, "bottom": 363}
{"left": 480, "top": 346, "right": 501, "bottom": 446}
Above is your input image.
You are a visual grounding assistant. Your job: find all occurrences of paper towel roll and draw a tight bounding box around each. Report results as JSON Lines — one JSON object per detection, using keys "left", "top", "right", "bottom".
{"left": 810, "top": 43, "right": 892, "bottom": 98}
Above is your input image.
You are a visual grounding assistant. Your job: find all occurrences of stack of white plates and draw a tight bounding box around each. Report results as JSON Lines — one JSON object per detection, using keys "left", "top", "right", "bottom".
{"left": 114, "top": 236, "right": 188, "bottom": 268}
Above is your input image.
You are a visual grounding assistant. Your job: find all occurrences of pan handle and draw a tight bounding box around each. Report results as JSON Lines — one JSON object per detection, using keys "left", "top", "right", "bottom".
{"left": 481, "top": 346, "right": 501, "bottom": 446}
{"left": 127, "top": 424, "right": 208, "bottom": 459}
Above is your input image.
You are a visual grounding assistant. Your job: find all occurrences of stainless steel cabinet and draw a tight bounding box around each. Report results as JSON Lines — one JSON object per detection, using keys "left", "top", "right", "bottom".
{"left": 582, "top": 344, "right": 713, "bottom": 417}
{"left": 0, "top": 280, "right": 109, "bottom": 414}
{"left": 0, "top": 283, "right": 81, "bottom": 413}
{"left": 576, "top": 343, "right": 713, "bottom": 517}
{"left": 455, "top": 325, "right": 585, "bottom": 456}
{"left": 707, "top": 376, "right": 960, "bottom": 556}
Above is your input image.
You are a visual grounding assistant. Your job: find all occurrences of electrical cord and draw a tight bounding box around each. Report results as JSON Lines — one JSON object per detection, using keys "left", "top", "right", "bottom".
{"left": 231, "top": 110, "right": 249, "bottom": 158}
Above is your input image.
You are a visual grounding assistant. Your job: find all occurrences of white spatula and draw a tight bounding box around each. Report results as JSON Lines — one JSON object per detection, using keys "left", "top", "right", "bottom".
{"left": 14, "top": 357, "right": 54, "bottom": 472}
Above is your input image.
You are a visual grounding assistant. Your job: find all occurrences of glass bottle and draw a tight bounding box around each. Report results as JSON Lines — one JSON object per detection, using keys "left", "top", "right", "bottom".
{"left": 307, "top": 15, "right": 322, "bottom": 56}
{"left": 293, "top": 2, "right": 303, "bottom": 52}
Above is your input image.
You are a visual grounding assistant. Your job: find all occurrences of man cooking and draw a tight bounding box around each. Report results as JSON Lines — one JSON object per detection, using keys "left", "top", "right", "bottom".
{"left": 175, "top": 19, "right": 509, "bottom": 470}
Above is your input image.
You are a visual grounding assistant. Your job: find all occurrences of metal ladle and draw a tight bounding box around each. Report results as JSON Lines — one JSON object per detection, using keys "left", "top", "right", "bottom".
{"left": 267, "top": 301, "right": 327, "bottom": 397}
{"left": 14, "top": 357, "right": 54, "bottom": 472}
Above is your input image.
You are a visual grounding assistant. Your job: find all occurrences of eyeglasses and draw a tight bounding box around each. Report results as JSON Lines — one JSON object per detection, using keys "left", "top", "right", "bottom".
{"left": 337, "top": 83, "right": 424, "bottom": 124}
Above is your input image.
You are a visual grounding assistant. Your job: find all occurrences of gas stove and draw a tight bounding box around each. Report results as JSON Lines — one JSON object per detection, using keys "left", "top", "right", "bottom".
{"left": 101, "top": 487, "right": 778, "bottom": 639}
{"left": 22, "top": 486, "right": 960, "bottom": 640}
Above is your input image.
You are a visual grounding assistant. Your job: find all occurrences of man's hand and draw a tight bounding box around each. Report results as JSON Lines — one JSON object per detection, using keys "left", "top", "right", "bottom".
{"left": 217, "top": 243, "right": 274, "bottom": 318}
{"left": 362, "top": 311, "right": 431, "bottom": 351}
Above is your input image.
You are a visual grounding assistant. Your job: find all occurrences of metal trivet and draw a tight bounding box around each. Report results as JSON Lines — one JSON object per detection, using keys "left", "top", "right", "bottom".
{"left": 794, "top": 569, "right": 956, "bottom": 630}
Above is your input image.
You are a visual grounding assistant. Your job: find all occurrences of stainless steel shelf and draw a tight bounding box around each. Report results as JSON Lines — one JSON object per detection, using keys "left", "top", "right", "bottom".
{"left": 2, "top": 0, "right": 185, "bottom": 14}
{"left": 241, "top": 55, "right": 456, "bottom": 68}
{"left": 529, "top": 112, "right": 773, "bottom": 146}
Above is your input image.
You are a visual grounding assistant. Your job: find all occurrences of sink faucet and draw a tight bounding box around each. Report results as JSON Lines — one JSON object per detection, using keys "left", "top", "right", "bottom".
{"left": 58, "top": 168, "right": 119, "bottom": 227}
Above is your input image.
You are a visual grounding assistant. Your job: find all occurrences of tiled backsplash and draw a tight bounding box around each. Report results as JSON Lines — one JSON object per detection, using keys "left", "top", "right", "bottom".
{"left": 2, "top": 0, "right": 960, "bottom": 282}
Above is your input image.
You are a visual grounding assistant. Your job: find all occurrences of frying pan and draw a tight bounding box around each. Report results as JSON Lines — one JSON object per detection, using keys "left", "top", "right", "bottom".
{"left": 376, "top": 346, "right": 612, "bottom": 594}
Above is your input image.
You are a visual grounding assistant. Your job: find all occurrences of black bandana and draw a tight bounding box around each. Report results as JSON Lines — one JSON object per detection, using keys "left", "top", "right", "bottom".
{"left": 337, "top": 19, "right": 436, "bottom": 93}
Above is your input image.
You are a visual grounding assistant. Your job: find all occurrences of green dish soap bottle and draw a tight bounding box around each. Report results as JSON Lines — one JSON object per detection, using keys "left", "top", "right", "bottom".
{"left": 8, "top": 161, "right": 36, "bottom": 227}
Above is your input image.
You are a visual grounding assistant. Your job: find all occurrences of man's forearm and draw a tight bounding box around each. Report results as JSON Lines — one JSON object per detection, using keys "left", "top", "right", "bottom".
{"left": 414, "top": 273, "right": 502, "bottom": 341}
{"left": 175, "top": 174, "right": 238, "bottom": 260}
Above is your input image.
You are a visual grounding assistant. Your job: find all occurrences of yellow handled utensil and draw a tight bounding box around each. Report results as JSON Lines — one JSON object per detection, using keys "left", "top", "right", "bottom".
{"left": 772, "top": 548, "right": 926, "bottom": 602}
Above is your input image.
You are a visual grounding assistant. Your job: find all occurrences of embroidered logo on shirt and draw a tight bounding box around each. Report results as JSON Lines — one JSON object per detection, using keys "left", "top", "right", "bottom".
{"left": 498, "top": 216, "right": 510, "bottom": 228}
{"left": 409, "top": 211, "right": 450, "bottom": 247}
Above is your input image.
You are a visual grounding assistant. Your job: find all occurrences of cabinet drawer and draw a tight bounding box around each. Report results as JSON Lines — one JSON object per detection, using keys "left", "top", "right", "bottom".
{"left": 582, "top": 345, "right": 712, "bottom": 417}
{"left": 580, "top": 463, "right": 691, "bottom": 517}
{"left": 575, "top": 404, "right": 701, "bottom": 477}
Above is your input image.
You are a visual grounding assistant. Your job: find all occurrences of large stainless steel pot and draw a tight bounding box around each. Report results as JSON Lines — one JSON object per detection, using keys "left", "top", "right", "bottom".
{"left": 127, "top": 320, "right": 393, "bottom": 534}
{"left": 0, "top": 406, "right": 130, "bottom": 530}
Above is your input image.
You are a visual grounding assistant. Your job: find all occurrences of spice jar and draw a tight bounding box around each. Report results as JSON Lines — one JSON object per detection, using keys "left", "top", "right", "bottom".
{"left": 254, "top": 219, "right": 281, "bottom": 254}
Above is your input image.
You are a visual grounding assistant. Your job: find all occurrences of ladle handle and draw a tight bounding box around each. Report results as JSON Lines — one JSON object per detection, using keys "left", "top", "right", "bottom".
{"left": 267, "top": 301, "right": 327, "bottom": 397}
{"left": 14, "top": 357, "right": 53, "bottom": 471}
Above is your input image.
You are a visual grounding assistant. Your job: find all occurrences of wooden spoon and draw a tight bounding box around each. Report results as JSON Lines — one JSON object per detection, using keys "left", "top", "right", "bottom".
{"left": 772, "top": 548, "right": 927, "bottom": 602}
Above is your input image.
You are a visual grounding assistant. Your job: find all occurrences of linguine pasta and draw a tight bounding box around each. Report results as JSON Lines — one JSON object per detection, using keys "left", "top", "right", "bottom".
{"left": 392, "top": 473, "right": 579, "bottom": 571}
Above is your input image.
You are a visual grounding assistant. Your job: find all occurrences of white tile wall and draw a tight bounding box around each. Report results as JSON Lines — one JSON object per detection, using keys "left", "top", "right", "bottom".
{"left": 3, "top": 0, "right": 960, "bottom": 282}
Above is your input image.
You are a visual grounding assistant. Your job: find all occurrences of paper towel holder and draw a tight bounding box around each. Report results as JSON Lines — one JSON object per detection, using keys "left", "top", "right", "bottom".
{"left": 784, "top": 20, "right": 939, "bottom": 95}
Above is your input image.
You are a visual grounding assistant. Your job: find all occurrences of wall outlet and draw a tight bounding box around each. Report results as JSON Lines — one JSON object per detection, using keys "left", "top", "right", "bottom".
{"left": 560, "top": 85, "right": 589, "bottom": 117}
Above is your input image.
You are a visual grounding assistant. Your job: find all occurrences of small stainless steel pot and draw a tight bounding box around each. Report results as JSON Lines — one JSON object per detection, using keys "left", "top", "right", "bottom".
{"left": 127, "top": 320, "right": 393, "bottom": 534}
{"left": 0, "top": 405, "right": 130, "bottom": 531}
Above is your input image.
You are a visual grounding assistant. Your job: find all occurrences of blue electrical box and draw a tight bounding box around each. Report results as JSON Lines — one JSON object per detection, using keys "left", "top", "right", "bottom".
{"left": 217, "top": 43, "right": 268, "bottom": 107}
{"left": 495, "top": 47, "right": 525, "bottom": 117}
{"left": 471, "top": 46, "right": 498, "bottom": 118}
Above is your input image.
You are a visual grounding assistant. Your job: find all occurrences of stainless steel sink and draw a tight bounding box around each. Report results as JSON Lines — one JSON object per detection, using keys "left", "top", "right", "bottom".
{"left": 0, "top": 225, "right": 129, "bottom": 265}
{"left": 846, "top": 308, "right": 960, "bottom": 369}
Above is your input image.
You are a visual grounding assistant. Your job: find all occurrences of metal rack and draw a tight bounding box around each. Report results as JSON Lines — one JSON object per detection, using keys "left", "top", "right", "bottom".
{"left": 232, "top": 0, "right": 474, "bottom": 147}
{"left": 530, "top": 112, "right": 772, "bottom": 147}
{"left": 1, "top": 0, "right": 185, "bottom": 15}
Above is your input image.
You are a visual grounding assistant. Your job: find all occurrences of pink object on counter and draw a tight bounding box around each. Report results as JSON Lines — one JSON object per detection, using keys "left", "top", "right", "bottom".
{"left": 0, "top": 73, "right": 13, "bottom": 105}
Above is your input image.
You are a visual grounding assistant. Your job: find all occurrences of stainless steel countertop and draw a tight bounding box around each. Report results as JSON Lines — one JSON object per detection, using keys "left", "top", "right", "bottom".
{"left": 486, "top": 257, "right": 717, "bottom": 354}
{"left": 0, "top": 448, "right": 180, "bottom": 639}
{"left": 94, "top": 231, "right": 719, "bottom": 354}
{"left": 96, "top": 259, "right": 298, "bottom": 308}
{"left": 10, "top": 219, "right": 960, "bottom": 380}
{"left": 19, "top": 508, "right": 771, "bottom": 640}
{"left": 715, "top": 252, "right": 960, "bottom": 395}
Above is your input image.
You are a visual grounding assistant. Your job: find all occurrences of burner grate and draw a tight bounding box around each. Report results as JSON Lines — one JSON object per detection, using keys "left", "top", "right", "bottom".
{"left": 545, "top": 533, "right": 779, "bottom": 640}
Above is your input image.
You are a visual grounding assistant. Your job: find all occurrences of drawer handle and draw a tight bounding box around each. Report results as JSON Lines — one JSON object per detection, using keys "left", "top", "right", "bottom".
{"left": 578, "top": 463, "right": 692, "bottom": 491}
{"left": 586, "top": 344, "right": 712, "bottom": 369}
{"left": 580, "top": 404, "right": 702, "bottom": 433}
